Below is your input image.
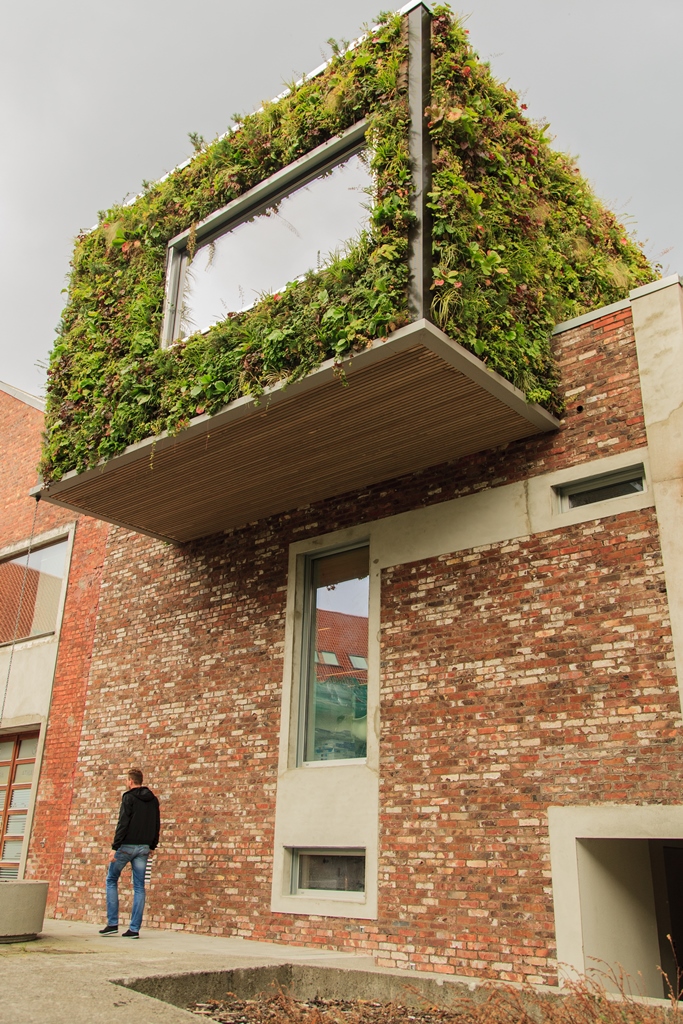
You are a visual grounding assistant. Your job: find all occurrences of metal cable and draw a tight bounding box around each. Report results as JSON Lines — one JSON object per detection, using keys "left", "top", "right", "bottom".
{"left": 0, "top": 497, "right": 40, "bottom": 725}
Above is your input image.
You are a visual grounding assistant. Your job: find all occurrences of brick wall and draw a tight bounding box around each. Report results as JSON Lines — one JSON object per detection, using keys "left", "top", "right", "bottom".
{"left": 0, "top": 390, "right": 73, "bottom": 545}
{"left": 37, "top": 306, "right": 681, "bottom": 983}
{"left": 0, "top": 387, "right": 109, "bottom": 907}
{"left": 24, "top": 515, "right": 110, "bottom": 910}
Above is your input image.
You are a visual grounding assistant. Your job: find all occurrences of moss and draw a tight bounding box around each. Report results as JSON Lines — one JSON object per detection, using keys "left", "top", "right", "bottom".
{"left": 41, "top": 7, "right": 655, "bottom": 482}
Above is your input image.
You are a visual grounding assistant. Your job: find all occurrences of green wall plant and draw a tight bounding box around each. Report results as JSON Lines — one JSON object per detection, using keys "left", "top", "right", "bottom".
{"left": 427, "top": 6, "right": 654, "bottom": 409}
{"left": 41, "top": 6, "right": 655, "bottom": 483}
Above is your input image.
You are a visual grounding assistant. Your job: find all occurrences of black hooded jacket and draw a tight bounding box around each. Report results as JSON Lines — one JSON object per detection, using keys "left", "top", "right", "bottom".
{"left": 112, "top": 786, "right": 160, "bottom": 850}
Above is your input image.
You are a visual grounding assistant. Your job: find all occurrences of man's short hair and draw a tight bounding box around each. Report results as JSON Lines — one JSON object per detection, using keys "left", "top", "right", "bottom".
{"left": 127, "top": 768, "right": 143, "bottom": 786}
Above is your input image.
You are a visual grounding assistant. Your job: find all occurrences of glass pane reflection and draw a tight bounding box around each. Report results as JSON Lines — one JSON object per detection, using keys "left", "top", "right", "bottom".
{"left": 14, "top": 763, "right": 33, "bottom": 784}
{"left": 0, "top": 540, "right": 68, "bottom": 644}
{"left": 6, "top": 813, "right": 26, "bottom": 836}
{"left": 18, "top": 737, "right": 39, "bottom": 760}
{"left": 304, "top": 547, "right": 369, "bottom": 762}
{"left": 298, "top": 853, "right": 365, "bottom": 893}
{"left": 179, "top": 152, "right": 372, "bottom": 337}
{"left": 2, "top": 839, "right": 23, "bottom": 862}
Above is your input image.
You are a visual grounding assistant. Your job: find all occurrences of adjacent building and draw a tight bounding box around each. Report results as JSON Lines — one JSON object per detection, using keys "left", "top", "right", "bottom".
{"left": 0, "top": 381, "right": 108, "bottom": 890}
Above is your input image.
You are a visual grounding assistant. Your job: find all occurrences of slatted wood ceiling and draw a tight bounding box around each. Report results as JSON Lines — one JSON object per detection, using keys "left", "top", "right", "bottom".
{"left": 39, "top": 322, "right": 559, "bottom": 543}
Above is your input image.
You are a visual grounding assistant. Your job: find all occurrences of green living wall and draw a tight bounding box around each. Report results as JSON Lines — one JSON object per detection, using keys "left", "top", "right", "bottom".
{"left": 41, "top": 5, "right": 655, "bottom": 483}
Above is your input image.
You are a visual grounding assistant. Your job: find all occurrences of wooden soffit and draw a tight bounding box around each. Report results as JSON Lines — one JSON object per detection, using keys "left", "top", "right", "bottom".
{"left": 36, "top": 320, "right": 560, "bottom": 543}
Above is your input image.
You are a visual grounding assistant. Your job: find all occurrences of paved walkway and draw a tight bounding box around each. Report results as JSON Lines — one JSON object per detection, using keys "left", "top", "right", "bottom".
{"left": 1, "top": 919, "right": 377, "bottom": 1024}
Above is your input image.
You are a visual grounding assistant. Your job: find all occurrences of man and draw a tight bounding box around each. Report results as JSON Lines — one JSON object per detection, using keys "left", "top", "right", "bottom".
{"left": 99, "top": 767, "right": 160, "bottom": 938}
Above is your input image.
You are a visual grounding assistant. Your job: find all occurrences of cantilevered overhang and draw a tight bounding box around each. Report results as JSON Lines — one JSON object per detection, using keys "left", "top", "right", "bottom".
{"left": 36, "top": 320, "right": 560, "bottom": 543}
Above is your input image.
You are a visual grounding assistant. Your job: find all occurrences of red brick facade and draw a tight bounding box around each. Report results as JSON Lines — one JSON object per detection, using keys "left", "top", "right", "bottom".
{"left": 26, "top": 307, "right": 681, "bottom": 984}
{"left": 0, "top": 389, "right": 74, "bottom": 545}
{"left": 1, "top": 386, "right": 109, "bottom": 907}
{"left": 24, "top": 514, "right": 109, "bottom": 910}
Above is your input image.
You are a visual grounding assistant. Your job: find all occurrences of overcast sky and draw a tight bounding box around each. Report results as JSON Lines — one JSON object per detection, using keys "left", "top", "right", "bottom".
{"left": 1, "top": 0, "right": 681, "bottom": 397}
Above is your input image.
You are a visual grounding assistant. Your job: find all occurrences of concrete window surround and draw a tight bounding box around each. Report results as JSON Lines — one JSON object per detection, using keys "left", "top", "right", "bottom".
{"left": 271, "top": 446, "right": 656, "bottom": 920}
{"left": 548, "top": 805, "right": 683, "bottom": 997}
{"left": 272, "top": 529, "right": 380, "bottom": 920}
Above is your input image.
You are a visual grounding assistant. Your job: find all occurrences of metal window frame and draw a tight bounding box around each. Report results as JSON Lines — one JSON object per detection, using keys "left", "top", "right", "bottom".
{"left": 554, "top": 464, "right": 646, "bottom": 513}
{"left": 296, "top": 542, "right": 370, "bottom": 767}
{"left": 160, "top": 1, "right": 435, "bottom": 346}
{"left": 160, "top": 120, "right": 368, "bottom": 347}
{"left": 290, "top": 846, "right": 366, "bottom": 897}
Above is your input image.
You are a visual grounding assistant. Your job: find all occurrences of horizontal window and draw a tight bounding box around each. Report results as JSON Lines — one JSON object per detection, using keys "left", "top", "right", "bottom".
{"left": 318, "top": 650, "right": 340, "bottom": 666}
{"left": 0, "top": 540, "right": 68, "bottom": 646}
{"left": 163, "top": 124, "right": 371, "bottom": 344}
{"left": 292, "top": 849, "right": 365, "bottom": 895}
{"left": 349, "top": 654, "right": 368, "bottom": 670}
{"left": 555, "top": 466, "right": 645, "bottom": 512}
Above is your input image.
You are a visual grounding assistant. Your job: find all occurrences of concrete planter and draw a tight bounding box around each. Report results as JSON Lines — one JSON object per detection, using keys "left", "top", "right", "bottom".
{"left": 0, "top": 880, "right": 48, "bottom": 942}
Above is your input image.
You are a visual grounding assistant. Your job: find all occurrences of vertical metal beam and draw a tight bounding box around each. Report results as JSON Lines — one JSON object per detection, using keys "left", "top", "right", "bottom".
{"left": 407, "top": 3, "right": 432, "bottom": 321}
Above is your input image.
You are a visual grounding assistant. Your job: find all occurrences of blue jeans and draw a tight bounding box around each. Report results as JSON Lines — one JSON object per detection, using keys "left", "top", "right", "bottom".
{"left": 106, "top": 844, "right": 150, "bottom": 932}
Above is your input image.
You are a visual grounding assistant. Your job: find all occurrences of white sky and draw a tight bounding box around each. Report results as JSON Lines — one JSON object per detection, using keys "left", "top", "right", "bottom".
{"left": 1, "top": 0, "right": 681, "bottom": 397}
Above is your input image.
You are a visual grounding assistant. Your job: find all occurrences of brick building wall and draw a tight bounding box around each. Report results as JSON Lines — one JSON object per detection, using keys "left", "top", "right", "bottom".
{"left": 0, "top": 385, "right": 109, "bottom": 902}
{"left": 24, "top": 514, "right": 109, "bottom": 910}
{"left": 35, "top": 305, "right": 681, "bottom": 984}
{"left": 0, "top": 389, "right": 74, "bottom": 544}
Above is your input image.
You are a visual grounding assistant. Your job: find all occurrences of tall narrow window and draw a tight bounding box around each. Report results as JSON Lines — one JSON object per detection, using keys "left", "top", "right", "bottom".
{"left": 301, "top": 547, "right": 369, "bottom": 762}
{"left": 0, "top": 734, "right": 39, "bottom": 880}
{"left": 0, "top": 540, "right": 68, "bottom": 646}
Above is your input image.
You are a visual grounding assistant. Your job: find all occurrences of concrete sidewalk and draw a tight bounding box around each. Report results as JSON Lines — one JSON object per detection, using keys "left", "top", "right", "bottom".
{"left": 0, "top": 919, "right": 377, "bottom": 1024}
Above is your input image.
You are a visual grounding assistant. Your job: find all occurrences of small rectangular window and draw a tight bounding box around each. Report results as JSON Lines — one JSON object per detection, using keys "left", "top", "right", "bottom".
{"left": 300, "top": 546, "right": 369, "bottom": 763}
{"left": 0, "top": 539, "right": 68, "bottom": 646}
{"left": 293, "top": 849, "right": 365, "bottom": 895}
{"left": 556, "top": 467, "right": 645, "bottom": 512}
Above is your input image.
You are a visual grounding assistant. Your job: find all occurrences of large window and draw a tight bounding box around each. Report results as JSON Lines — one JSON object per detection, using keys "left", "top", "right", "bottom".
{"left": 300, "top": 546, "right": 369, "bottom": 763}
{"left": 0, "top": 733, "right": 39, "bottom": 880}
{"left": 0, "top": 540, "right": 68, "bottom": 646}
{"left": 163, "top": 124, "right": 372, "bottom": 345}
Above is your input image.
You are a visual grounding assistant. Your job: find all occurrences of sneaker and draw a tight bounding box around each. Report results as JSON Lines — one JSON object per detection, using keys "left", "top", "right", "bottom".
{"left": 99, "top": 925, "right": 118, "bottom": 936}
{"left": 121, "top": 929, "right": 139, "bottom": 938}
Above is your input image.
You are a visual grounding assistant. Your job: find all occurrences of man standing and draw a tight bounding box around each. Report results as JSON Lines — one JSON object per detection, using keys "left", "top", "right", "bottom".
{"left": 99, "top": 767, "right": 160, "bottom": 938}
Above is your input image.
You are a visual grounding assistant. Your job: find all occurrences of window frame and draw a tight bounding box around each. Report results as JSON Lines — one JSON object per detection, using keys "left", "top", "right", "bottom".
{"left": 297, "top": 542, "right": 370, "bottom": 767}
{"left": 290, "top": 847, "right": 366, "bottom": 902}
{"left": 0, "top": 732, "right": 39, "bottom": 881}
{"left": 554, "top": 464, "right": 645, "bottom": 513}
{"left": 0, "top": 535, "right": 71, "bottom": 649}
{"left": 160, "top": 119, "right": 368, "bottom": 347}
